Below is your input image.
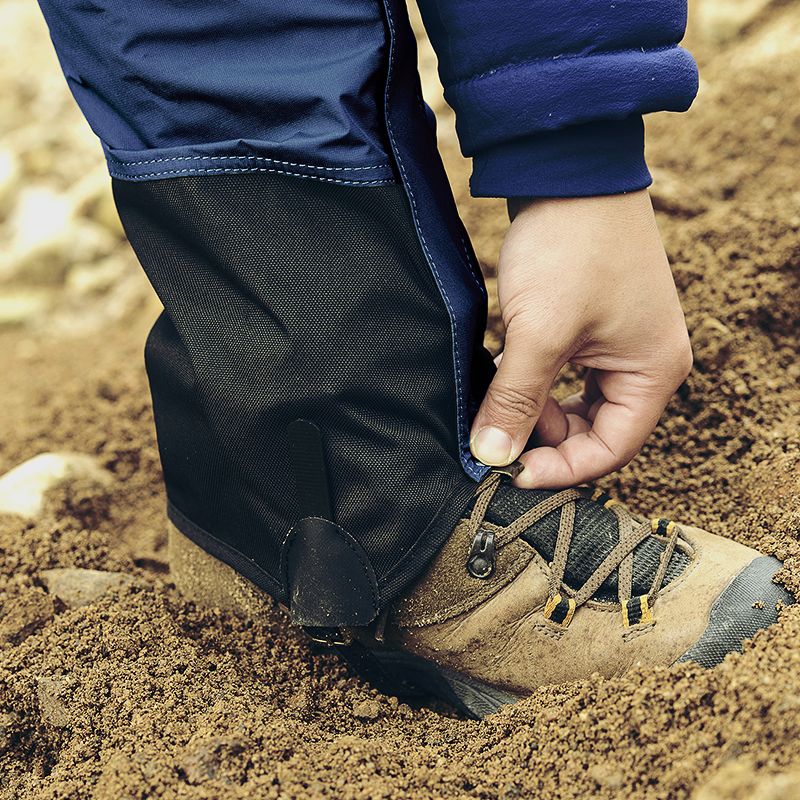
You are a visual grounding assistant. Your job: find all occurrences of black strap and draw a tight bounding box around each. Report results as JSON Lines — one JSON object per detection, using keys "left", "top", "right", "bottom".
{"left": 288, "top": 418, "right": 333, "bottom": 520}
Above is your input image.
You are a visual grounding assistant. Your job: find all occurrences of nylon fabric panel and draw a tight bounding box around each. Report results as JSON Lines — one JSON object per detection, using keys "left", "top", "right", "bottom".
{"left": 36, "top": 0, "right": 392, "bottom": 171}
{"left": 116, "top": 172, "right": 476, "bottom": 606}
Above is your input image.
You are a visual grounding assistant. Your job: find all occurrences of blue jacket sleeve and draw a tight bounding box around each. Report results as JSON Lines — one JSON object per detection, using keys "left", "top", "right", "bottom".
{"left": 416, "top": 0, "right": 699, "bottom": 198}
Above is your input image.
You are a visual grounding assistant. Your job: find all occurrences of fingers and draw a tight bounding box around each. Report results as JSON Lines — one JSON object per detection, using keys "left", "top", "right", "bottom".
{"left": 529, "top": 369, "right": 600, "bottom": 448}
{"left": 470, "top": 327, "right": 562, "bottom": 466}
{"left": 515, "top": 371, "right": 672, "bottom": 489}
{"left": 531, "top": 397, "right": 569, "bottom": 447}
{"left": 558, "top": 369, "right": 602, "bottom": 419}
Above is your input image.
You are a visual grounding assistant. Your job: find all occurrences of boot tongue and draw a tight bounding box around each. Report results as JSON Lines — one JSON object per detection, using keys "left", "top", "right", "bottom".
{"left": 482, "top": 484, "right": 689, "bottom": 602}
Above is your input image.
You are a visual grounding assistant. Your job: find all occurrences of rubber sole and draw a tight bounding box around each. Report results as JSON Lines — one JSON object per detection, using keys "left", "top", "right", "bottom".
{"left": 339, "top": 642, "right": 521, "bottom": 719}
{"left": 678, "top": 555, "right": 793, "bottom": 667}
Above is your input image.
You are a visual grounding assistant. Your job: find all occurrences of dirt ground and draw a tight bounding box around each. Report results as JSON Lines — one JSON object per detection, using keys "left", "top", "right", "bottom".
{"left": 1, "top": 1, "right": 799, "bottom": 798}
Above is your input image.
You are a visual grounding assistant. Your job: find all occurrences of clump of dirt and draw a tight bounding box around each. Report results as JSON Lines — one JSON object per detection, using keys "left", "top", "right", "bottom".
{"left": 1, "top": 2, "right": 799, "bottom": 799}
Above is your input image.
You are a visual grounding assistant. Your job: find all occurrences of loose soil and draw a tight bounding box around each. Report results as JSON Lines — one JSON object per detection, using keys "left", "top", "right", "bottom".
{"left": 1, "top": 2, "right": 798, "bottom": 798}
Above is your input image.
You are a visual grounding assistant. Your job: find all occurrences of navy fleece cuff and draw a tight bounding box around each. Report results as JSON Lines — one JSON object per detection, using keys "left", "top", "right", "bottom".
{"left": 469, "top": 116, "right": 651, "bottom": 199}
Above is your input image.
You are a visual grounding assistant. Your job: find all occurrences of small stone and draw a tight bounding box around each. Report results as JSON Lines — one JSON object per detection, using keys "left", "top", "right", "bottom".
{"left": 0, "top": 589, "right": 55, "bottom": 644}
{"left": 694, "top": 0, "right": 775, "bottom": 43}
{"left": 0, "top": 452, "right": 111, "bottom": 519}
{"left": 588, "top": 763, "right": 623, "bottom": 790}
{"left": 178, "top": 736, "right": 246, "bottom": 785}
{"left": 0, "top": 148, "right": 21, "bottom": 217}
{"left": 0, "top": 289, "right": 52, "bottom": 329}
{"left": 733, "top": 379, "right": 750, "bottom": 397}
{"left": 39, "top": 568, "right": 132, "bottom": 609}
{"left": 352, "top": 698, "right": 382, "bottom": 720}
{"left": 36, "top": 677, "right": 71, "bottom": 727}
{"left": 65, "top": 256, "right": 126, "bottom": 297}
{"left": 691, "top": 316, "right": 735, "bottom": 369}
{"left": 650, "top": 168, "right": 707, "bottom": 218}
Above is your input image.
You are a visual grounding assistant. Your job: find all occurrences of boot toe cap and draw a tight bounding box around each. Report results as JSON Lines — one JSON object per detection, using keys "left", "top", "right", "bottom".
{"left": 678, "top": 555, "right": 793, "bottom": 669}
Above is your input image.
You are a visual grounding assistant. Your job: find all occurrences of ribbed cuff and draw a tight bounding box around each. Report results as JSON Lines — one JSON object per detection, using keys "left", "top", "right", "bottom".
{"left": 469, "top": 116, "right": 651, "bottom": 199}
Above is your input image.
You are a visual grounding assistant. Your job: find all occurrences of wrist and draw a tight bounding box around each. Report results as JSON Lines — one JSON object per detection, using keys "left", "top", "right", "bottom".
{"left": 507, "top": 189, "right": 654, "bottom": 225}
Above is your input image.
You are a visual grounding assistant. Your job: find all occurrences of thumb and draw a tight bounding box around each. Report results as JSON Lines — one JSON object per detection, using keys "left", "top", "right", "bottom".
{"left": 470, "top": 328, "right": 561, "bottom": 466}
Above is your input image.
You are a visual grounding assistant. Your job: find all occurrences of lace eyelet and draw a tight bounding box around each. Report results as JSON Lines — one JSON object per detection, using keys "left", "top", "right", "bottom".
{"left": 543, "top": 593, "right": 576, "bottom": 628}
{"left": 621, "top": 595, "right": 654, "bottom": 627}
{"left": 466, "top": 527, "right": 496, "bottom": 579}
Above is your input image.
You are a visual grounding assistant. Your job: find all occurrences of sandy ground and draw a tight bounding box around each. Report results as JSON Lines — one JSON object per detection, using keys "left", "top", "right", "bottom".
{"left": 1, "top": 1, "right": 799, "bottom": 798}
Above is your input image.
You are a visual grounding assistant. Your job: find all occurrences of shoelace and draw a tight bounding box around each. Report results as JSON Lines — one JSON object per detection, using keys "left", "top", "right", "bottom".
{"left": 463, "top": 470, "right": 682, "bottom": 628}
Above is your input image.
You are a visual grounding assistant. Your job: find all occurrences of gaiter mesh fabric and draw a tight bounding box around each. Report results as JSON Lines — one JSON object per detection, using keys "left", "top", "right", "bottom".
{"left": 113, "top": 172, "right": 478, "bottom": 611}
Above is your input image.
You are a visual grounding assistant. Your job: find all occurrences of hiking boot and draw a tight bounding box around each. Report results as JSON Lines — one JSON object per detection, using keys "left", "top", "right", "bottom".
{"left": 168, "top": 465, "right": 793, "bottom": 719}
{"left": 346, "top": 465, "right": 793, "bottom": 717}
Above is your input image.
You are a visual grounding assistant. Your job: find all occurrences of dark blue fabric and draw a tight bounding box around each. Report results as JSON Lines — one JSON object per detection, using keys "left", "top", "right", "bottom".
{"left": 37, "top": 0, "right": 697, "bottom": 196}
{"left": 418, "top": 0, "right": 698, "bottom": 197}
{"left": 37, "top": 0, "right": 394, "bottom": 180}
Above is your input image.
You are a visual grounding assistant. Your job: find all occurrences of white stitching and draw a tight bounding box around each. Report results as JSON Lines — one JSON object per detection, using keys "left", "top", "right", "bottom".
{"left": 107, "top": 153, "right": 390, "bottom": 171}
{"left": 382, "top": 1, "right": 477, "bottom": 477}
{"left": 622, "top": 621, "right": 657, "bottom": 642}
{"left": 458, "top": 232, "right": 485, "bottom": 293}
{"left": 107, "top": 165, "right": 394, "bottom": 186}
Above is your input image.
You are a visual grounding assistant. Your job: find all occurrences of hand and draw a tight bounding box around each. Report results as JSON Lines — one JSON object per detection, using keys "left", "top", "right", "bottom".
{"left": 469, "top": 189, "right": 692, "bottom": 489}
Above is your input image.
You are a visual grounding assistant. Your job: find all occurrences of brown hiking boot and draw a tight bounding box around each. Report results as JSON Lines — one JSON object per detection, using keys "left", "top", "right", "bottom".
{"left": 168, "top": 465, "right": 792, "bottom": 719}
{"left": 347, "top": 466, "right": 793, "bottom": 717}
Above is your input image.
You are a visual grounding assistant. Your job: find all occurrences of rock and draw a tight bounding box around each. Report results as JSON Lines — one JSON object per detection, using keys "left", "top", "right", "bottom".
{"left": 691, "top": 316, "right": 735, "bottom": 369}
{"left": 36, "top": 677, "right": 71, "bottom": 727}
{"left": 0, "top": 289, "right": 51, "bottom": 329}
{"left": 0, "top": 452, "right": 111, "bottom": 519}
{"left": 39, "top": 568, "right": 132, "bottom": 609}
{"left": 694, "top": 0, "right": 775, "bottom": 43}
{"left": 179, "top": 736, "right": 246, "bottom": 785}
{"left": 65, "top": 255, "right": 127, "bottom": 297}
{"left": 10, "top": 185, "right": 70, "bottom": 246}
{"left": 0, "top": 589, "right": 55, "bottom": 644}
{"left": 693, "top": 757, "right": 800, "bottom": 800}
{"left": 1, "top": 216, "right": 118, "bottom": 287}
{"left": 0, "top": 147, "right": 20, "bottom": 217}
{"left": 352, "top": 698, "right": 382, "bottom": 720}
{"left": 650, "top": 168, "right": 707, "bottom": 218}
{"left": 0, "top": 181, "right": 119, "bottom": 287}
{"left": 1, "top": 186, "right": 72, "bottom": 280}
{"left": 68, "top": 168, "right": 125, "bottom": 237}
